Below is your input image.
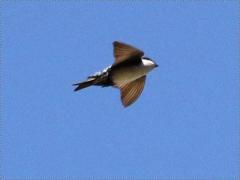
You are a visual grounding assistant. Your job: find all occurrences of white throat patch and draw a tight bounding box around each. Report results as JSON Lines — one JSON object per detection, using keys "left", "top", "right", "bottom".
{"left": 142, "top": 59, "right": 155, "bottom": 67}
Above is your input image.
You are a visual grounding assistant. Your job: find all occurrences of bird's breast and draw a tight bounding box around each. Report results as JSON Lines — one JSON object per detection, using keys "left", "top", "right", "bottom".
{"left": 111, "top": 65, "right": 152, "bottom": 87}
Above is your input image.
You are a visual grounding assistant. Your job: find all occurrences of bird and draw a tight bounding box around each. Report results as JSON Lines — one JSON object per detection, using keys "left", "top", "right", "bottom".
{"left": 73, "top": 41, "right": 158, "bottom": 107}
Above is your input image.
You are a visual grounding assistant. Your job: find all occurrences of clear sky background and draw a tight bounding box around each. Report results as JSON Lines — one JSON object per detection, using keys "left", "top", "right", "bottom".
{"left": 2, "top": 1, "right": 239, "bottom": 179}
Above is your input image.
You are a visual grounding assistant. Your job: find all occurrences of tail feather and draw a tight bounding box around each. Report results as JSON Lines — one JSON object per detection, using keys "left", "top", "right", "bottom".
{"left": 73, "top": 78, "right": 95, "bottom": 91}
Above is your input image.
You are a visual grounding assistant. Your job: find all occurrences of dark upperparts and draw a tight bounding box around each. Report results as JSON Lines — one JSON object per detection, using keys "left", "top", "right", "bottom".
{"left": 142, "top": 56, "right": 151, "bottom": 60}
{"left": 111, "top": 56, "right": 142, "bottom": 69}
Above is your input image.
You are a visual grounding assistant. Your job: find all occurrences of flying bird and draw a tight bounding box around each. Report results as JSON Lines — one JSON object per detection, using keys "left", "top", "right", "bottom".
{"left": 73, "top": 41, "right": 158, "bottom": 107}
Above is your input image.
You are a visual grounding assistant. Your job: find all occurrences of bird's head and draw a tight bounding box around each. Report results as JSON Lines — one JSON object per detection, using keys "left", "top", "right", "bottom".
{"left": 142, "top": 56, "right": 158, "bottom": 68}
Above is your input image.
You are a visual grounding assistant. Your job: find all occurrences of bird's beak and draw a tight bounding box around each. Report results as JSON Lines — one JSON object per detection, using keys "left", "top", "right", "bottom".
{"left": 155, "top": 64, "right": 158, "bottom": 68}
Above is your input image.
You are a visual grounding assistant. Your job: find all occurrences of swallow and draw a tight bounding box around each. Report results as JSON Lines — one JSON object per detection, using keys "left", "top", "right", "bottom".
{"left": 73, "top": 41, "right": 158, "bottom": 107}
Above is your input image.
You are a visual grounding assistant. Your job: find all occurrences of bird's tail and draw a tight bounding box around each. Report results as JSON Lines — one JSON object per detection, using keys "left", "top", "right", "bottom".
{"left": 73, "top": 78, "right": 96, "bottom": 91}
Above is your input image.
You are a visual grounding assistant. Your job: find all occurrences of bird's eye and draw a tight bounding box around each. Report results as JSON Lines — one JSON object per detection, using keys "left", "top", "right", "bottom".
{"left": 143, "top": 57, "right": 150, "bottom": 60}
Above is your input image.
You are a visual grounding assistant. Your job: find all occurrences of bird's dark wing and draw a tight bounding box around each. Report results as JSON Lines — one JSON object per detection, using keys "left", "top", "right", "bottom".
{"left": 113, "top": 41, "right": 144, "bottom": 65}
{"left": 119, "top": 76, "right": 146, "bottom": 107}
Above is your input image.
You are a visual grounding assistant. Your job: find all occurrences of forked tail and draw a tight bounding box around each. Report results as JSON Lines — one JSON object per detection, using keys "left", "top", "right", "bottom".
{"left": 73, "top": 78, "right": 95, "bottom": 91}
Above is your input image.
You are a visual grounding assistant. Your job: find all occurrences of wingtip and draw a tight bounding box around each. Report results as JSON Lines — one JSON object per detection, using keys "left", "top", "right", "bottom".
{"left": 121, "top": 97, "right": 132, "bottom": 108}
{"left": 113, "top": 41, "right": 119, "bottom": 45}
{"left": 113, "top": 41, "right": 123, "bottom": 45}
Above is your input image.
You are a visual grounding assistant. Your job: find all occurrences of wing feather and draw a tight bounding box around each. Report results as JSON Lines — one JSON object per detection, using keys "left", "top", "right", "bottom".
{"left": 113, "top": 41, "right": 144, "bottom": 65}
{"left": 120, "top": 76, "right": 146, "bottom": 107}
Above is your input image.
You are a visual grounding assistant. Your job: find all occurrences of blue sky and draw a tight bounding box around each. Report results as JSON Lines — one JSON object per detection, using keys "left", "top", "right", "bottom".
{"left": 2, "top": 1, "right": 239, "bottom": 179}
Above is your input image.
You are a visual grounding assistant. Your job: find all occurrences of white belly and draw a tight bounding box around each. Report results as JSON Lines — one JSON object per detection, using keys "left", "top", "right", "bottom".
{"left": 112, "top": 65, "right": 152, "bottom": 86}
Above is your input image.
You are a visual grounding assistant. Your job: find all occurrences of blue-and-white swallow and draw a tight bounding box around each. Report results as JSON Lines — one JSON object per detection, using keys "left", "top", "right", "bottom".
{"left": 73, "top": 41, "right": 158, "bottom": 107}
